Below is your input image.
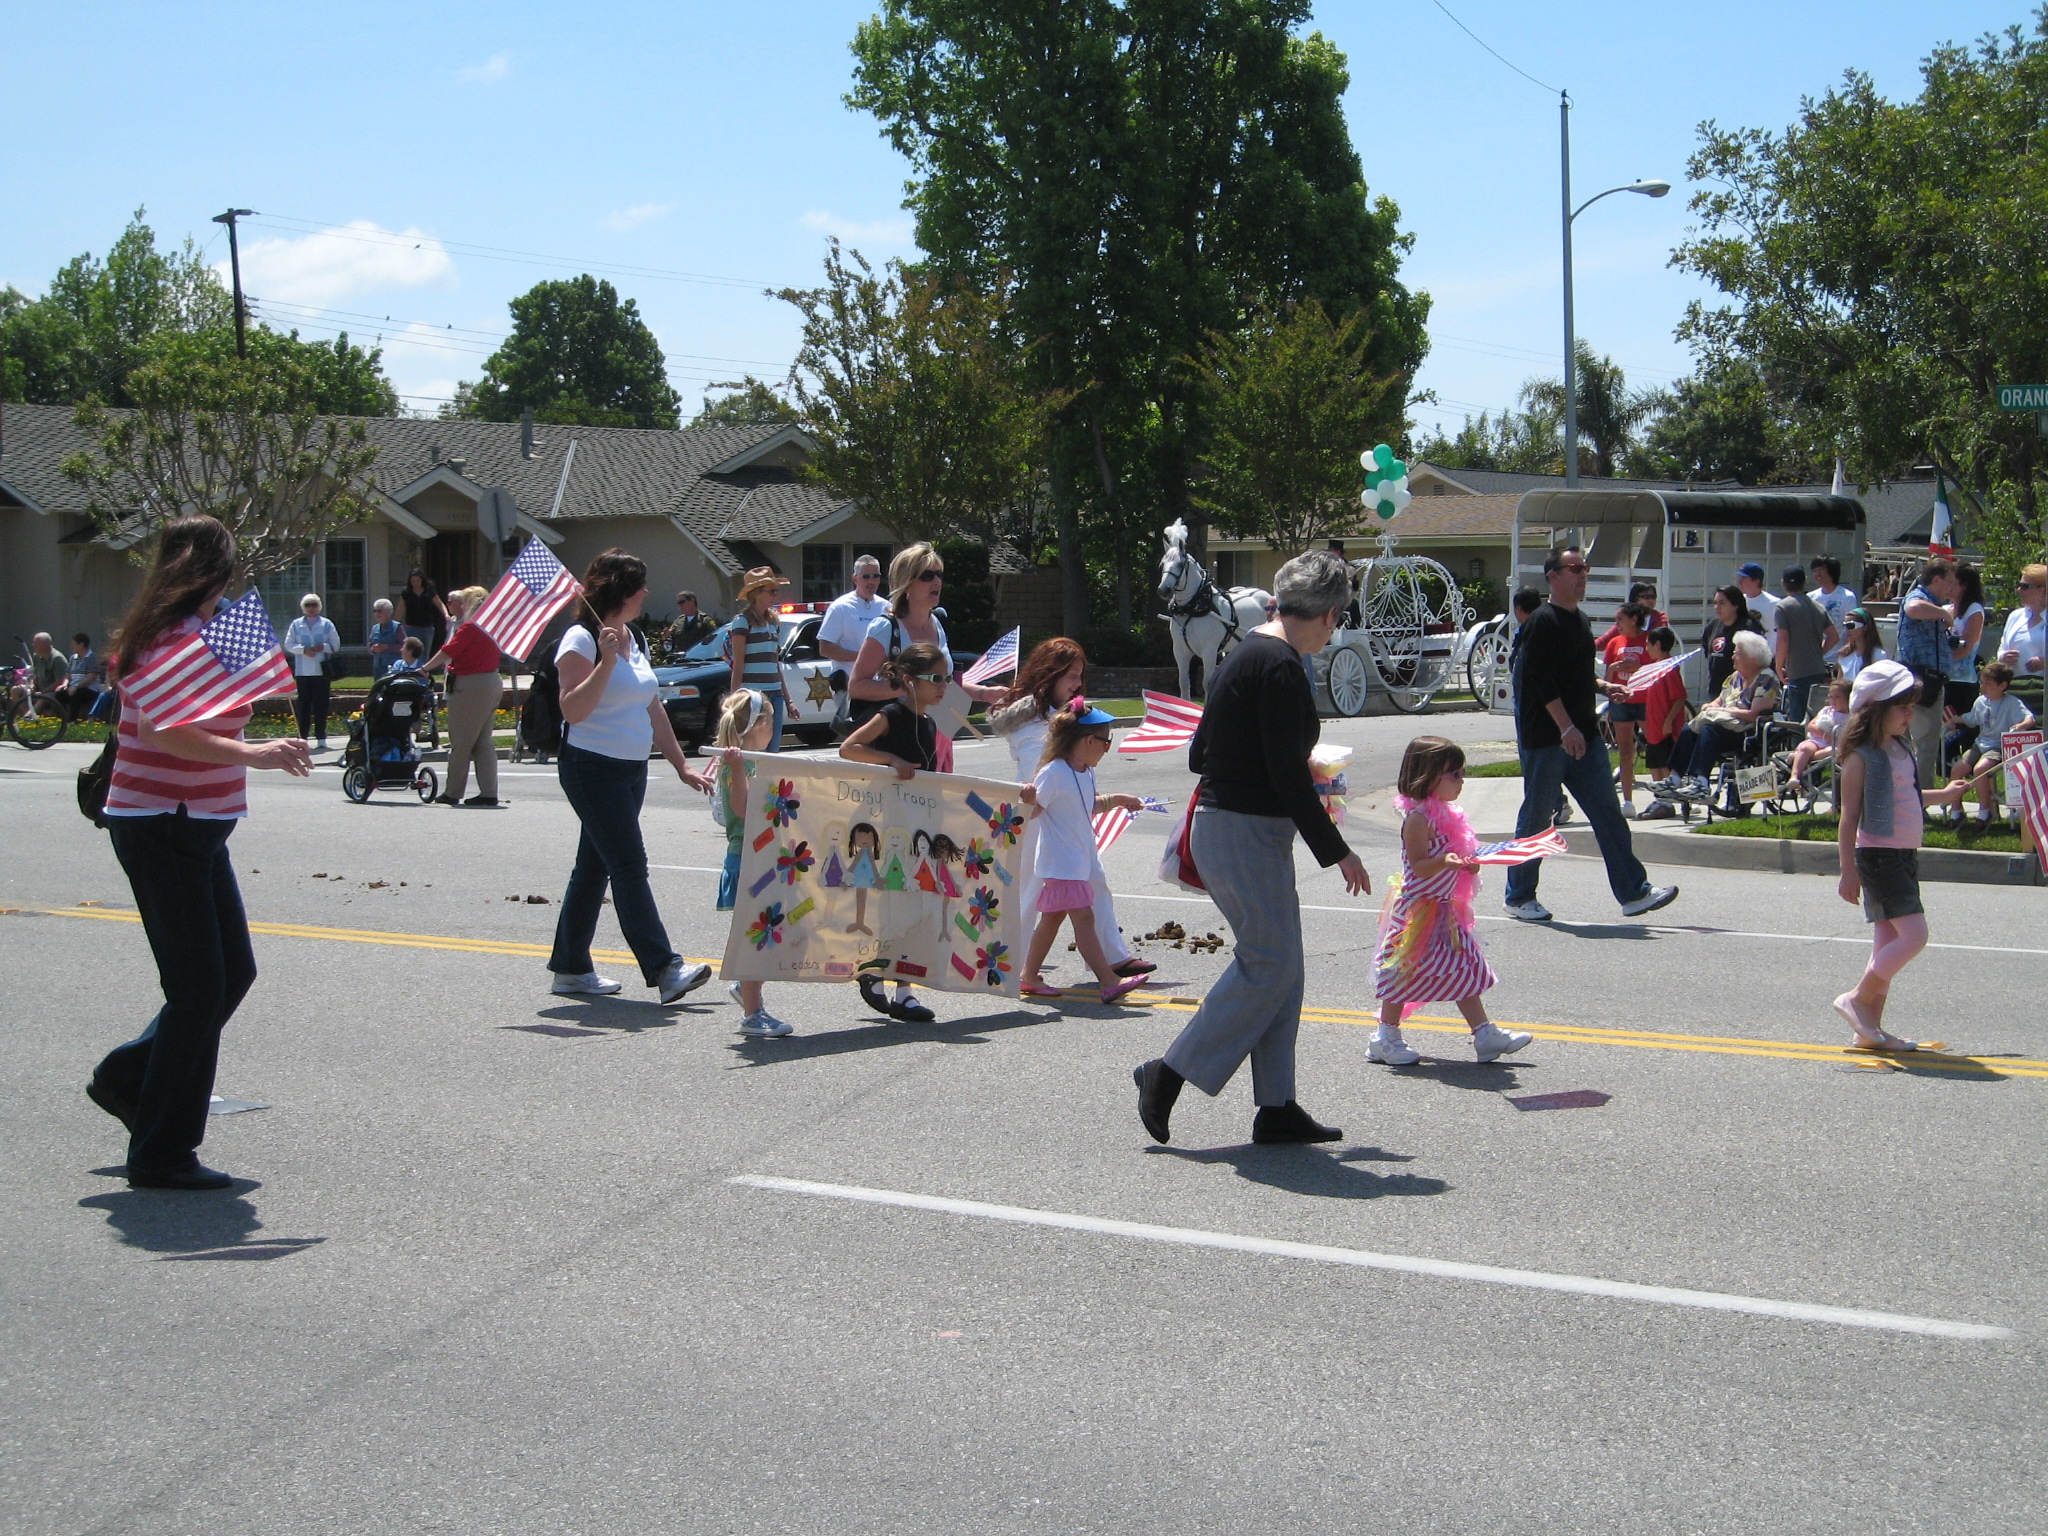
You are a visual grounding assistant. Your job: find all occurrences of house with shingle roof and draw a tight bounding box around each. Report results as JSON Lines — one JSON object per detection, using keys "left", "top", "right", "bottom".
{"left": 0, "top": 403, "right": 974, "bottom": 661}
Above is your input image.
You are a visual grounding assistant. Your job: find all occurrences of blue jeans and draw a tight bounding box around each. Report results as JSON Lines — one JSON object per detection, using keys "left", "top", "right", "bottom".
{"left": 549, "top": 742, "right": 680, "bottom": 984}
{"left": 766, "top": 689, "right": 786, "bottom": 751}
{"left": 1672, "top": 720, "right": 1740, "bottom": 780}
{"left": 1505, "top": 743, "right": 1652, "bottom": 908}
{"left": 1783, "top": 673, "right": 1828, "bottom": 721}
{"left": 97, "top": 809, "right": 257, "bottom": 1172}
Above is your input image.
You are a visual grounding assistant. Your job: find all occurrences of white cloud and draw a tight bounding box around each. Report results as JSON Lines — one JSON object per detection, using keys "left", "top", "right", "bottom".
{"left": 607, "top": 202, "right": 674, "bottom": 233}
{"left": 226, "top": 222, "right": 456, "bottom": 309}
{"left": 800, "top": 209, "right": 914, "bottom": 246}
{"left": 457, "top": 52, "right": 510, "bottom": 83}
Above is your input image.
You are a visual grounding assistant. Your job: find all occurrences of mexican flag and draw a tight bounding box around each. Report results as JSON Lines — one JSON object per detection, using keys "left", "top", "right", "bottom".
{"left": 1929, "top": 470, "right": 1955, "bottom": 559}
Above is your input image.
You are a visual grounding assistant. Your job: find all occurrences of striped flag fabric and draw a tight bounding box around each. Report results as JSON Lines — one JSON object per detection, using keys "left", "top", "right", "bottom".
{"left": 121, "top": 589, "right": 295, "bottom": 730}
{"left": 1929, "top": 471, "right": 1955, "bottom": 559}
{"left": 1611, "top": 650, "right": 1697, "bottom": 699}
{"left": 1092, "top": 807, "right": 1134, "bottom": 851}
{"left": 960, "top": 626, "right": 1021, "bottom": 687}
{"left": 468, "top": 539, "right": 582, "bottom": 660}
{"left": 2006, "top": 738, "right": 2048, "bottom": 853}
{"left": 1117, "top": 691, "right": 1205, "bottom": 754}
{"left": 1472, "top": 825, "right": 1570, "bottom": 866}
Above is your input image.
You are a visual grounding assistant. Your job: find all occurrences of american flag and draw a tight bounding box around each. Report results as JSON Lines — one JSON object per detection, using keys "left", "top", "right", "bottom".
{"left": 1092, "top": 797, "right": 1170, "bottom": 852}
{"left": 468, "top": 540, "right": 582, "bottom": 660}
{"left": 1473, "top": 825, "right": 1570, "bottom": 866}
{"left": 960, "top": 626, "right": 1021, "bottom": 687}
{"left": 2005, "top": 738, "right": 2048, "bottom": 853}
{"left": 1611, "top": 650, "right": 1697, "bottom": 699}
{"left": 1117, "top": 690, "right": 1205, "bottom": 754}
{"left": 122, "top": 590, "right": 295, "bottom": 730}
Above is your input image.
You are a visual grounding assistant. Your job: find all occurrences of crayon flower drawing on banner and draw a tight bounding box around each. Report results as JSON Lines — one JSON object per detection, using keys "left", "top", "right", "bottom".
{"left": 719, "top": 754, "right": 1034, "bottom": 997}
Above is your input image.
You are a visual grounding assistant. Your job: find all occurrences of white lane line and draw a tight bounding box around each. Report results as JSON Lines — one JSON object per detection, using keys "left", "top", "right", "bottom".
{"left": 731, "top": 1176, "right": 2010, "bottom": 1341}
{"left": 650, "top": 864, "right": 725, "bottom": 873}
{"left": 1107, "top": 891, "right": 2048, "bottom": 957}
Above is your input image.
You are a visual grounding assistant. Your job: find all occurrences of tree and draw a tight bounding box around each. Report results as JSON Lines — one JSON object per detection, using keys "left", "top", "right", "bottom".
{"left": 777, "top": 241, "right": 1064, "bottom": 547}
{"left": 1191, "top": 298, "right": 1402, "bottom": 550}
{"left": 1520, "top": 340, "right": 1667, "bottom": 479}
{"left": 849, "top": 0, "right": 1429, "bottom": 631}
{"left": 1671, "top": 11, "right": 2048, "bottom": 581}
{"left": 1634, "top": 355, "right": 1828, "bottom": 485}
{"left": 61, "top": 335, "right": 381, "bottom": 585}
{"left": 1412, "top": 403, "right": 1562, "bottom": 476}
{"left": 453, "top": 275, "right": 680, "bottom": 428}
{"left": 694, "top": 375, "right": 795, "bottom": 425}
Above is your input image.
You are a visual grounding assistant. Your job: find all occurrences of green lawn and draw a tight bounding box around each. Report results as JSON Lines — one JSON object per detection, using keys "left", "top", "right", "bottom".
{"left": 1468, "top": 751, "right": 1625, "bottom": 779}
{"left": 1692, "top": 811, "right": 2028, "bottom": 855}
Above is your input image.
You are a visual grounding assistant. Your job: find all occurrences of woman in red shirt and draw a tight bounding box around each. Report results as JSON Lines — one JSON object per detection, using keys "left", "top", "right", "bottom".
{"left": 422, "top": 585, "right": 506, "bottom": 806}
{"left": 88, "top": 515, "right": 313, "bottom": 1189}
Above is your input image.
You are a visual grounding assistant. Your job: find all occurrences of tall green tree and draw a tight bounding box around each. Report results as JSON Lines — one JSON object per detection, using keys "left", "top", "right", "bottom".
{"left": 1519, "top": 340, "right": 1667, "bottom": 480}
{"left": 849, "top": 0, "right": 1428, "bottom": 631}
{"left": 1191, "top": 298, "right": 1402, "bottom": 551}
{"left": 1413, "top": 402, "right": 1563, "bottom": 477}
{"left": 1635, "top": 355, "right": 1828, "bottom": 485}
{"left": 778, "top": 241, "right": 1064, "bottom": 549}
{"left": 454, "top": 275, "right": 680, "bottom": 429}
{"left": 694, "top": 375, "right": 795, "bottom": 425}
{"left": 1672, "top": 11, "right": 2048, "bottom": 581}
{"left": 62, "top": 334, "right": 381, "bottom": 585}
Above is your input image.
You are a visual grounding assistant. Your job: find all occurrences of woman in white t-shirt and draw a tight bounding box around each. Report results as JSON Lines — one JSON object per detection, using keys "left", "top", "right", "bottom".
{"left": 548, "top": 548, "right": 716, "bottom": 1006}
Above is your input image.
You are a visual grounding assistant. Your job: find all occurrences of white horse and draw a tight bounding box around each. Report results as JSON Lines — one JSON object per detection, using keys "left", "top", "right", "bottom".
{"left": 1156, "top": 519, "right": 1273, "bottom": 700}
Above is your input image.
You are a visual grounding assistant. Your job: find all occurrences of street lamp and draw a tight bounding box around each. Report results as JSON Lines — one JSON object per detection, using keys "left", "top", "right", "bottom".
{"left": 1559, "top": 90, "right": 1667, "bottom": 486}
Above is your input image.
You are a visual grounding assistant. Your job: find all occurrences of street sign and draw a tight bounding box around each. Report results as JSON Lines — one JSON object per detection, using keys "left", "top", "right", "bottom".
{"left": 1995, "top": 385, "right": 2048, "bottom": 411}
{"left": 478, "top": 487, "right": 516, "bottom": 544}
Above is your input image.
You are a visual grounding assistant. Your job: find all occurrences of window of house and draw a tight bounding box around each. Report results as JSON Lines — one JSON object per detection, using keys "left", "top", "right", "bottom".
{"left": 802, "top": 543, "right": 845, "bottom": 604}
{"left": 1212, "top": 550, "right": 1257, "bottom": 590}
{"left": 323, "top": 538, "right": 367, "bottom": 645}
{"left": 257, "top": 553, "right": 316, "bottom": 639}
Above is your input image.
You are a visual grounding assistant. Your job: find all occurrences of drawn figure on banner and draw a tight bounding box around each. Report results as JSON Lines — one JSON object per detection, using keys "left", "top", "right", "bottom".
{"left": 929, "top": 832, "right": 963, "bottom": 938}
{"left": 821, "top": 822, "right": 847, "bottom": 889}
{"left": 846, "top": 822, "right": 880, "bottom": 933}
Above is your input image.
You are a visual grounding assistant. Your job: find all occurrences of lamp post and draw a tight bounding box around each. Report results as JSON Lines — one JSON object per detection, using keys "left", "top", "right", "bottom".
{"left": 1559, "top": 91, "right": 1667, "bottom": 487}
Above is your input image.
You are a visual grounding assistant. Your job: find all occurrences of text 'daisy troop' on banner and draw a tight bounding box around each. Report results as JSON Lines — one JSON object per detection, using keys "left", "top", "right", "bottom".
{"left": 718, "top": 754, "right": 1037, "bottom": 998}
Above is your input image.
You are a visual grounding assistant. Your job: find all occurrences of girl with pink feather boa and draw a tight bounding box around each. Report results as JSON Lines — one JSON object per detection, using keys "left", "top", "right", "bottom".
{"left": 1369, "top": 737, "right": 1533, "bottom": 1066}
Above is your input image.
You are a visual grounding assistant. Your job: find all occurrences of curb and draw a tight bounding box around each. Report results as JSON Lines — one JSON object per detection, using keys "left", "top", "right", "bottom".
{"left": 1563, "top": 824, "right": 2044, "bottom": 887}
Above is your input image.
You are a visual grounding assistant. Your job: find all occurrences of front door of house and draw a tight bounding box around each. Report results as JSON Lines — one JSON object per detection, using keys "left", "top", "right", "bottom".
{"left": 423, "top": 531, "right": 479, "bottom": 600}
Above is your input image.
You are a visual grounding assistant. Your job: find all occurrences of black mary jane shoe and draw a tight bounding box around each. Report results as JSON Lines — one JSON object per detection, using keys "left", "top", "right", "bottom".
{"left": 126, "top": 1162, "right": 235, "bottom": 1191}
{"left": 886, "top": 993, "right": 936, "bottom": 1023}
{"left": 857, "top": 975, "right": 893, "bottom": 1017}
{"left": 1250, "top": 1101, "right": 1342, "bottom": 1145}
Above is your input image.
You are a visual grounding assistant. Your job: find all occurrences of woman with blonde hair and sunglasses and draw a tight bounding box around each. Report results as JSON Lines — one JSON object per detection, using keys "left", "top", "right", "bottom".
{"left": 846, "top": 543, "right": 1006, "bottom": 769}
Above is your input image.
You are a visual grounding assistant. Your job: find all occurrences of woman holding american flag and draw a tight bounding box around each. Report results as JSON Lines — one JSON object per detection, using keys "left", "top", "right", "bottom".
{"left": 85, "top": 515, "right": 313, "bottom": 1191}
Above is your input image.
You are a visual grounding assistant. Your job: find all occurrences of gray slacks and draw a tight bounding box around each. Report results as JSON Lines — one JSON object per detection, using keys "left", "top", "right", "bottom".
{"left": 1162, "top": 807, "right": 1303, "bottom": 1107}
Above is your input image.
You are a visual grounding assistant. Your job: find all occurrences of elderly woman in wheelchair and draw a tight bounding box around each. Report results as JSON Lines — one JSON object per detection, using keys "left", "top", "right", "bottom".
{"left": 1652, "top": 631, "right": 1783, "bottom": 806}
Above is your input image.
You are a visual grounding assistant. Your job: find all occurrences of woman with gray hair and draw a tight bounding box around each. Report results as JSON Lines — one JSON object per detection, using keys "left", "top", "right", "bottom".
{"left": 1134, "top": 549, "right": 1371, "bottom": 1146}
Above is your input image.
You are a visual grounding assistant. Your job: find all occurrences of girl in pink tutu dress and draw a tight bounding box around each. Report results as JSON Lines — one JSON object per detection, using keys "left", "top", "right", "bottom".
{"left": 1369, "top": 736, "right": 1533, "bottom": 1066}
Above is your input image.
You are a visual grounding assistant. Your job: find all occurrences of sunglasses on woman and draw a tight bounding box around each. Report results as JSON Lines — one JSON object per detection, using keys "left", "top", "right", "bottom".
{"left": 916, "top": 569, "right": 944, "bottom": 583}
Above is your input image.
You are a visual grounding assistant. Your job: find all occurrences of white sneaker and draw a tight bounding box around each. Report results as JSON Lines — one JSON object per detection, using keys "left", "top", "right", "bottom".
{"left": 1620, "top": 884, "right": 1679, "bottom": 918}
{"left": 1367, "top": 1030, "right": 1420, "bottom": 1065}
{"left": 727, "top": 981, "right": 746, "bottom": 1009}
{"left": 1472, "top": 1022, "right": 1532, "bottom": 1062}
{"left": 1970, "top": 806, "right": 1992, "bottom": 823}
{"left": 1505, "top": 898, "right": 1553, "bottom": 922}
{"left": 738, "top": 1010, "right": 793, "bottom": 1037}
{"left": 551, "top": 971, "right": 622, "bottom": 995}
{"left": 658, "top": 960, "right": 713, "bottom": 1004}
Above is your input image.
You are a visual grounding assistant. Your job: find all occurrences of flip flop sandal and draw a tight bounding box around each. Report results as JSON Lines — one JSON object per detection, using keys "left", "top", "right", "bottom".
{"left": 1847, "top": 1038, "right": 1946, "bottom": 1054}
{"left": 1099, "top": 976, "right": 1148, "bottom": 1005}
{"left": 1020, "top": 982, "right": 1065, "bottom": 998}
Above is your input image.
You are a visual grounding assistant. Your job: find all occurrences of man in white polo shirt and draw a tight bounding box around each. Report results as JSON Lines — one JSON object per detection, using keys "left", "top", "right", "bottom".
{"left": 818, "top": 554, "right": 890, "bottom": 723}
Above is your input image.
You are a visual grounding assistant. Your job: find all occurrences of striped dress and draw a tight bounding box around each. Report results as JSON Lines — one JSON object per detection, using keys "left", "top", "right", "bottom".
{"left": 729, "top": 618, "right": 783, "bottom": 696}
{"left": 1373, "top": 818, "right": 1496, "bottom": 1006}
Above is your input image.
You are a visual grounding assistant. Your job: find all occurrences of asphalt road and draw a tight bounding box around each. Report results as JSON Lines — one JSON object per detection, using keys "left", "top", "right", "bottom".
{"left": 5, "top": 709, "right": 2045, "bottom": 1535}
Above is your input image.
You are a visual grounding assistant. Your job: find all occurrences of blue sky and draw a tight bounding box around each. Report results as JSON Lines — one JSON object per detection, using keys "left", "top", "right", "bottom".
{"left": 2, "top": 0, "right": 2026, "bottom": 435}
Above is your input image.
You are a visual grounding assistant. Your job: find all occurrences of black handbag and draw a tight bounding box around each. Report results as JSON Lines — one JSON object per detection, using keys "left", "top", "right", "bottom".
{"left": 77, "top": 698, "right": 118, "bottom": 828}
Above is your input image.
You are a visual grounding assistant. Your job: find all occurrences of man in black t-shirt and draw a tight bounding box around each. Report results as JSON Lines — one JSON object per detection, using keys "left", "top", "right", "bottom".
{"left": 1505, "top": 546, "right": 1678, "bottom": 923}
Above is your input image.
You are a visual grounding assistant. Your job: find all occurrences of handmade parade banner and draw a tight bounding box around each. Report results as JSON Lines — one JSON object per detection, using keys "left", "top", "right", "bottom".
{"left": 718, "top": 753, "right": 1034, "bottom": 997}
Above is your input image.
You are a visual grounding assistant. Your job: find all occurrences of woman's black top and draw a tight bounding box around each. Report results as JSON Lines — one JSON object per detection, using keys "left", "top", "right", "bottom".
{"left": 1700, "top": 615, "right": 1755, "bottom": 696}
{"left": 1188, "top": 632, "right": 1349, "bottom": 868}
{"left": 399, "top": 583, "right": 440, "bottom": 627}
{"left": 870, "top": 700, "right": 938, "bottom": 771}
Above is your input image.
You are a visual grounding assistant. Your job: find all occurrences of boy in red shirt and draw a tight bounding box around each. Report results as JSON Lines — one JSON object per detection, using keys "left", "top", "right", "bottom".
{"left": 1598, "top": 602, "right": 1651, "bottom": 808}
{"left": 1633, "top": 626, "right": 1691, "bottom": 820}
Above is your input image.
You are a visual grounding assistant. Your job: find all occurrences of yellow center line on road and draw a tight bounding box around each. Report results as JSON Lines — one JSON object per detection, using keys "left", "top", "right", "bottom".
{"left": 14, "top": 905, "right": 2041, "bottom": 1078}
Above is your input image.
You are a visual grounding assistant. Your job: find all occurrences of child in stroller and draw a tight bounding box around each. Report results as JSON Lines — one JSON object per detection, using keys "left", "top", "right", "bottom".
{"left": 341, "top": 671, "right": 441, "bottom": 803}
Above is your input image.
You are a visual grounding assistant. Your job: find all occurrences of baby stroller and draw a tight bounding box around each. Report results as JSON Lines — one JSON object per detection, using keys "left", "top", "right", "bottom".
{"left": 340, "top": 672, "right": 441, "bottom": 804}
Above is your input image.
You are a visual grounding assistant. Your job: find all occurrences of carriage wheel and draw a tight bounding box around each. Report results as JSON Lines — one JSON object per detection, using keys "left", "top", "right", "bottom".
{"left": 415, "top": 767, "right": 440, "bottom": 804}
{"left": 1326, "top": 646, "right": 1370, "bottom": 716}
{"left": 342, "top": 764, "right": 373, "bottom": 803}
{"left": 1466, "top": 621, "right": 1508, "bottom": 702}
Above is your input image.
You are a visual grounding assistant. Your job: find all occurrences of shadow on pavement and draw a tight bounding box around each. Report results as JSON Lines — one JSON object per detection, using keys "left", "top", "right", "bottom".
{"left": 725, "top": 1008, "right": 1049, "bottom": 1066}
{"left": 77, "top": 1184, "right": 324, "bottom": 1260}
{"left": 533, "top": 1000, "right": 713, "bottom": 1034}
{"left": 1145, "top": 1143, "right": 1450, "bottom": 1201}
{"left": 1384, "top": 1058, "right": 1538, "bottom": 1093}
{"left": 1536, "top": 921, "right": 1662, "bottom": 942}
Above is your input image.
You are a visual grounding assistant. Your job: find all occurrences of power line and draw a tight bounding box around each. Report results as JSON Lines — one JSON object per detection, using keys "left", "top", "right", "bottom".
{"left": 1426, "top": 0, "right": 1558, "bottom": 95}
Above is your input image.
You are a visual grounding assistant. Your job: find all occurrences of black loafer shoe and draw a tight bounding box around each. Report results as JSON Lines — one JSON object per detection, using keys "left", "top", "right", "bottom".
{"left": 1133, "top": 1059, "right": 1182, "bottom": 1145}
{"left": 86, "top": 1079, "right": 136, "bottom": 1132}
{"left": 857, "top": 975, "right": 892, "bottom": 1016}
{"left": 887, "top": 995, "right": 936, "bottom": 1023}
{"left": 463, "top": 795, "right": 500, "bottom": 806}
{"left": 1251, "top": 1101, "right": 1342, "bottom": 1144}
{"left": 126, "top": 1162, "right": 235, "bottom": 1190}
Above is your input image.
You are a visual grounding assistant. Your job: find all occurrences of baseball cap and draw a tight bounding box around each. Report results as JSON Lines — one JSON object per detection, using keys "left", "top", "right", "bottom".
{"left": 1849, "top": 659, "right": 1917, "bottom": 713}
{"left": 1737, "top": 562, "right": 1765, "bottom": 581}
{"left": 1782, "top": 565, "right": 1806, "bottom": 585}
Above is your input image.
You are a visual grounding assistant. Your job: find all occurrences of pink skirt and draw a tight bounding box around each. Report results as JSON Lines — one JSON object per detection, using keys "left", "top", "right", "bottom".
{"left": 1036, "top": 878, "right": 1095, "bottom": 913}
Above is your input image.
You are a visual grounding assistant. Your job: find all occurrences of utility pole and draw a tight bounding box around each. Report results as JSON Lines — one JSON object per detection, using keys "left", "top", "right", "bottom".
{"left": 212, "top": 208, "right": 256, "bottom": 359}
{"left": 1559, "top": 93, "right": 1578, "bottom": 489}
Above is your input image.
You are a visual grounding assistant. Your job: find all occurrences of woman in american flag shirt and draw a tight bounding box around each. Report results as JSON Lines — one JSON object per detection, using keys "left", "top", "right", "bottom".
{"left": 87, "top": 516, "right": 313, "bottom": 1190}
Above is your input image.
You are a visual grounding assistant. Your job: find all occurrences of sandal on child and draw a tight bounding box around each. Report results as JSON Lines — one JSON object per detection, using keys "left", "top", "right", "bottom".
{"left": 1100, "top": 976, "right": 1148, "bottom": 1005}
{"left": 1020, "top": 981, "right": 1064, "bottom": 998}
{"left": 1112, "top": 958, "right": 1158, "bottom": 977}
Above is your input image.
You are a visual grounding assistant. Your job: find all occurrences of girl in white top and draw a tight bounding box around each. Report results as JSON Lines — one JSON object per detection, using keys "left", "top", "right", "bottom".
{"left": 1017, "top": 702, "right": 1149, "bottom": 1006}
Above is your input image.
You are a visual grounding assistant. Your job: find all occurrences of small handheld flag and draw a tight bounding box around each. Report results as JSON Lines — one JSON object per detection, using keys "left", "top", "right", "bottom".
{"left": 1929, "top": 471, "right": 1954, "bottom": 559}
{"left": 1117, "top": 691, "right": 1204, "bottom": 754}
{"left": 468, "top": 539, "right": 583, "bottom": 660}
{"left": 959, "top": 627, "right": 1021, "bottom": 688}
{"left": 121, "top": 590, "right": 295, "bottom": 730}
{"left": 1473, "top": 825, "right": 1570, "bottom": 866}
{"left": 1092, "top": 807, "right": 1134, "bottom": 851}
{"left": 1612, "top": 650, "right": 1698, "bottom": 699}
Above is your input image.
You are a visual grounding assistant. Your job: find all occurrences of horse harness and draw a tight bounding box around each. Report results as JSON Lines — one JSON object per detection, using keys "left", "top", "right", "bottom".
{"left": 1163, "top": 554, "right": 1247, "bottom": 651}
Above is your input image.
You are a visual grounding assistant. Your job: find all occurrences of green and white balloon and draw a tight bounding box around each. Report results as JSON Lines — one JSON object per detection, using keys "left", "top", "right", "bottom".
{"left": 1359, "top": 442, "right": 1411, "bottom": 521}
